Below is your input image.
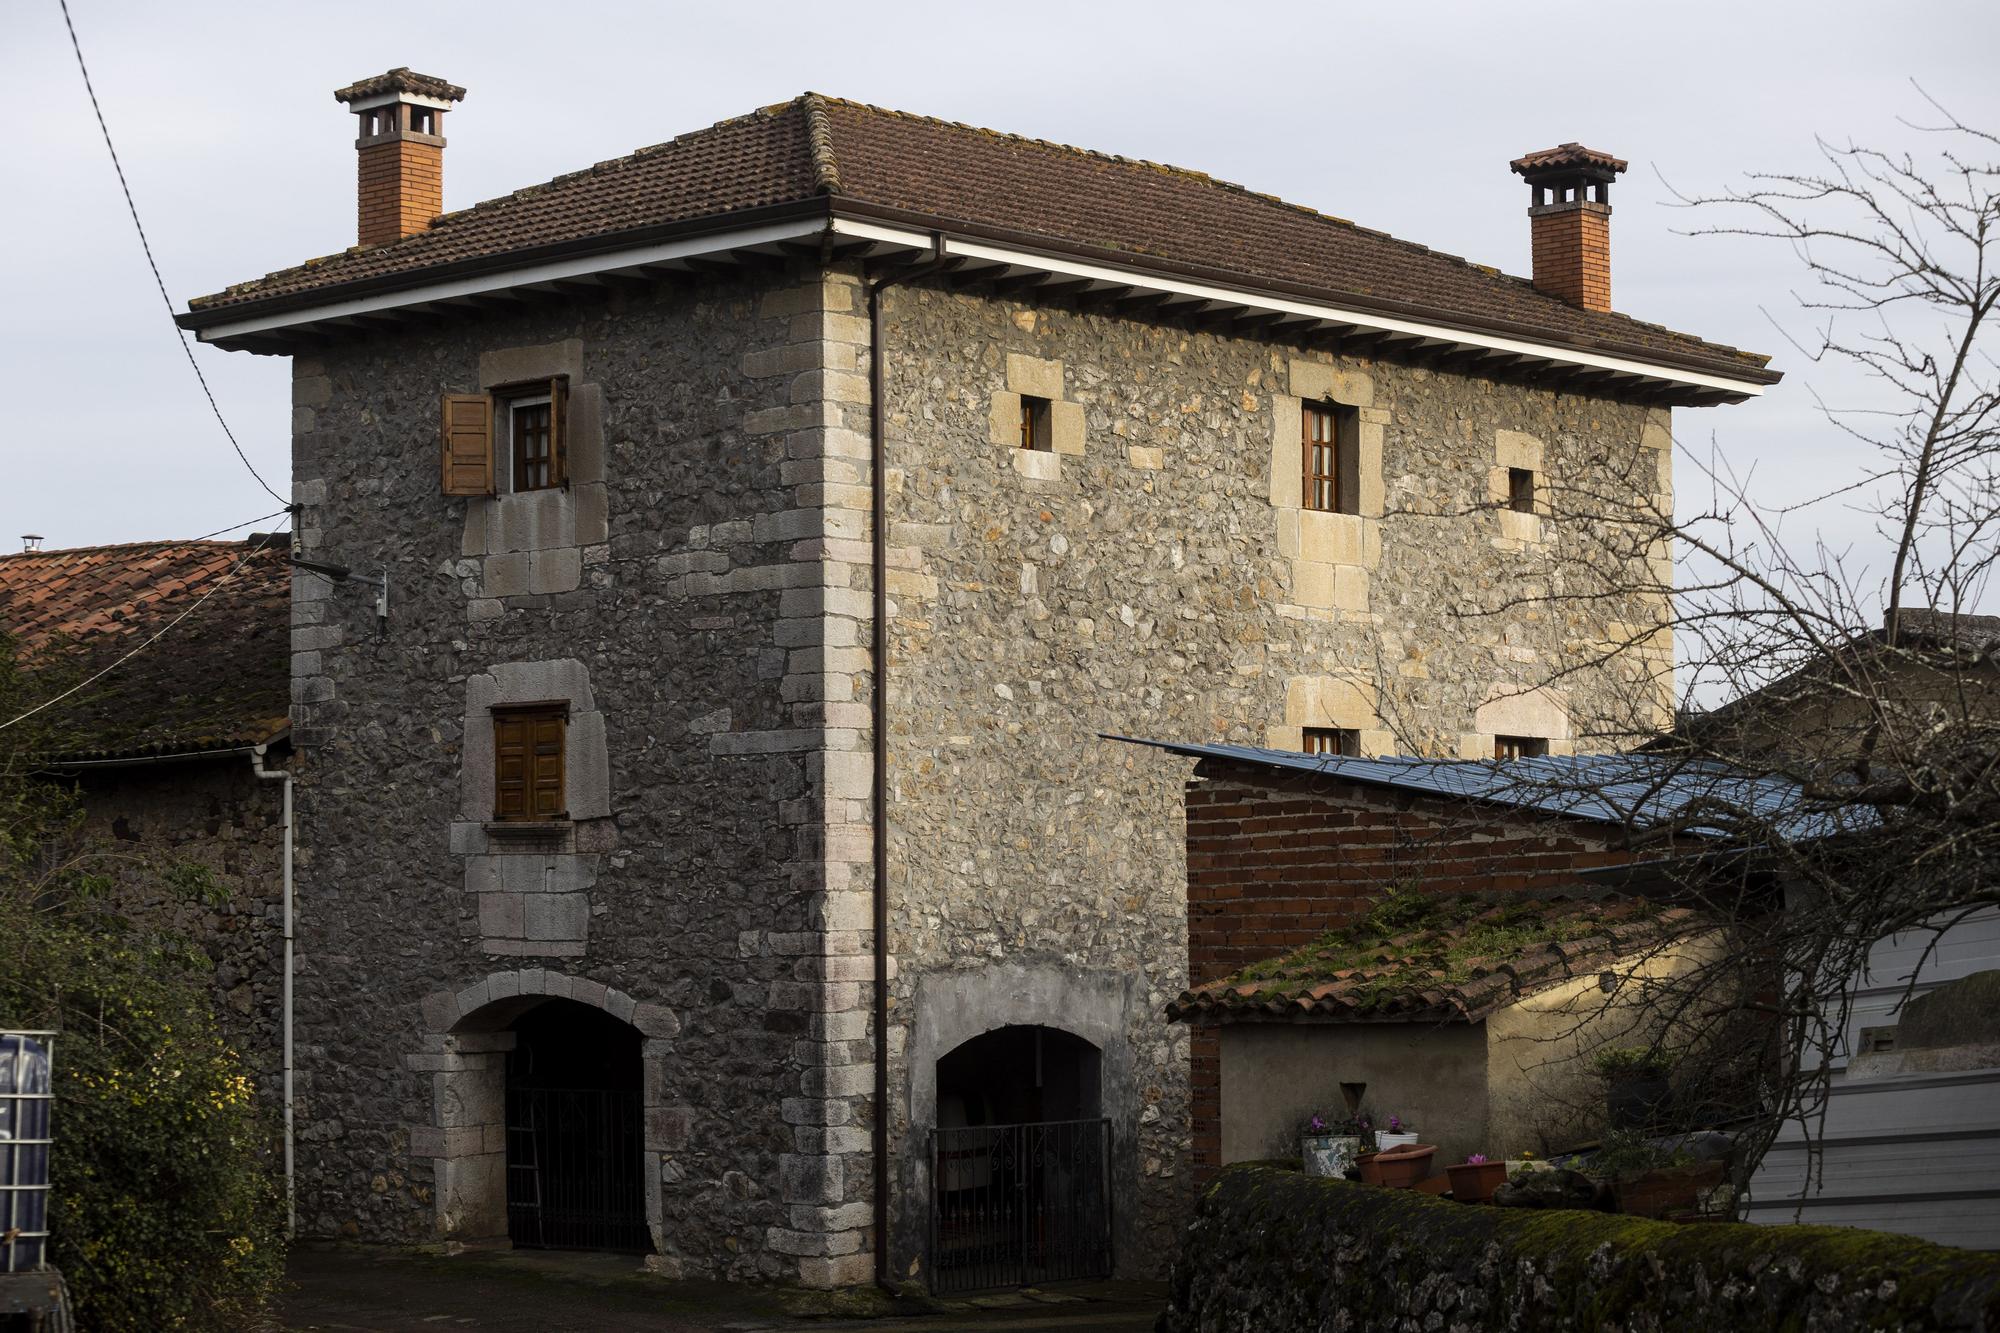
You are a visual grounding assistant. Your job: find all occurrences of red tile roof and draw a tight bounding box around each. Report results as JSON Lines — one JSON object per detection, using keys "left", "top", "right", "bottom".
{"left": 1168, "top": 895, "right": 1709, "bottom": 1025}
{"left": 184, "top": 95, "right": 1774, "bottom": 384}
{"left": 0, "top": 537, "right": 290, "bottom": 761}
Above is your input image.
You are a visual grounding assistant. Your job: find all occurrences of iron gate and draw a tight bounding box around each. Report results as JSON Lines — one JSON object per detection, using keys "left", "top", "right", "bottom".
{"left": 505, "top": 1085, "right": 649, "bottom": 1252}
{"left": 929, "top": 1117, "right": 1112, "bottom": 1292}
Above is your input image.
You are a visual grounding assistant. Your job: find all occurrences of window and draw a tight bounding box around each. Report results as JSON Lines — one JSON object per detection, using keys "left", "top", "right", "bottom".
{"left": 509, "top": 395, "right": 556, "bottom": 492}
{"left": 1302, "top": 402, "right": 1359, "bottom": 514}
{"left": 1493, "top": 734, "right": 1549, "bottom": 761}
{"left": 409, "top": 105, "right": 437, "bottom": 135}
{"left": 1302, "top": 727, "right": 1360, "bottom": 757}
{"left": 493, "top": 704, "right": 568, "bottom": 821}
{"left": 1508, "top": 467, "right": 1536, "bottom": 514}
{"left": 1019, "top": 395, "right": 1053, "bottom": 452}
{"left": 440, "top": 379, "right": 568, "bottom": 497}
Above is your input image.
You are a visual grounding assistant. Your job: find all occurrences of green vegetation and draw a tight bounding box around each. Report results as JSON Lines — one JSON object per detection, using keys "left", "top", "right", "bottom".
{"left": 1590, "top": 1045, "right": 1674, "bottom": 1080}
{"left": 0, "top": 635, "right": 285, "bottom": 1330}
{"left": 1162, "top": 1164, "right": 2000, "bottom": 1330}
{"left": 1232, "top": 891, "right": 1614, "bottom": 997}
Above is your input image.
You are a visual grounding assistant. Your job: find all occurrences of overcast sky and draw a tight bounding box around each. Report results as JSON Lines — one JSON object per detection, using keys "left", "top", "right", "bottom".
{"left": 6, "top": 0, "right": 1996, "bottom": 621}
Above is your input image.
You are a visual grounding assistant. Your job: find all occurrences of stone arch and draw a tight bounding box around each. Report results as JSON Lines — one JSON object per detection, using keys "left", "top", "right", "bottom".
{"left": 408, "top": 970, "right": 680, "bottom": 1250}
{"left": 896, "top": 963, "right": 1141, "bottom": 1281}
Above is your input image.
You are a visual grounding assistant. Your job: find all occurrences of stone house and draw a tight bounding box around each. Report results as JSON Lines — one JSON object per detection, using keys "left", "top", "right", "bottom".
{"left": 174, "top": 72, "right": 1776, "bottom": 1287}
{"left": 0, "top": 536, "right": 293, "bottom": 1094}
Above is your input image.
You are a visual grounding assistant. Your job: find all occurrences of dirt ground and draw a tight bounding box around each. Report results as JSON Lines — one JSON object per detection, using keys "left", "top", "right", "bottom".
{"left": 281, "top": 1246, "right": 1166, "bottom": 1333}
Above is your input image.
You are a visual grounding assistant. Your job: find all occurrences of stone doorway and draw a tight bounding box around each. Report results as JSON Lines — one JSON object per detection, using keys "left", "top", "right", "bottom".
{"left": 414, "top": 970, "right": 679, "bottom": 1254}
{"left": 505, "top": 999, "right": 649, "bottom": 1252}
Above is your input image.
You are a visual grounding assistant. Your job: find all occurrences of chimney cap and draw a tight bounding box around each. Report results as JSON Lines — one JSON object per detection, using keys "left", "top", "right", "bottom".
{"left": 334, "top": 67, "right": 466, "bottom": 107}
{"left": 1510, "top": 143, "right": 1628, "bottom": 183}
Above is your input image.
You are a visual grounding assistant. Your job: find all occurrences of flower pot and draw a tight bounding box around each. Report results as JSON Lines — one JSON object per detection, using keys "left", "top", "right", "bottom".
{"left": 1605, "top": 1075, "right": 1671, "bottom": 1130}
{"left": 1612, "top": 1160, "right": 1725, "bottom": 1218}
{"left": 1371, "top": 1143, "right": 1436, "bottom": 1188}
{"left": 1355, "top": 1150, "right": 1383, "bottom": 1185}
{"left": 1375, "top": 1131, "right": 1420, "bottom": 1151}
{"left": 1446, "top": 1160, "right": 1508, "bottom": 1204}
{"left": 1301, "top": 1134, "right": 1362, "bottom": 1179}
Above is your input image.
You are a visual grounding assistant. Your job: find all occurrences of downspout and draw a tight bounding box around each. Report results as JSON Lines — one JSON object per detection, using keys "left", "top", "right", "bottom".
{"left": 250, "top": 742, "right": 295, "bottom": 1239}
{"left": 865, "top": 232, "right": 949, "bottom": 1288}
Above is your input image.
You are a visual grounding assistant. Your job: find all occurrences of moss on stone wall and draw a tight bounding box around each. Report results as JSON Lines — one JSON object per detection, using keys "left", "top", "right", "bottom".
{"left": 1160, "top": 1163, "right": 2000, "bottom": 1331}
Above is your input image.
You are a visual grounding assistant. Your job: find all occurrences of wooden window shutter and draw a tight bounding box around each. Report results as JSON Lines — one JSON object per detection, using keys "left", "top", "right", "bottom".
{"left": 494, "top": 713, "right": 530, "bottom": 819}
{"left": 493, "top": 705, "right": 567, "bottom": 821}
{"left": 549, "top": 377, "right": 570, "bottom": 488}
{"left": 440, "top": 393, "right": 495, "bottom": 496}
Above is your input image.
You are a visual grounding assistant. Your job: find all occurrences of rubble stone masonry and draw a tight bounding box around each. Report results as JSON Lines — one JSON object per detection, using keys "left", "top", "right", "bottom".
{"left": 282, "top": 257, "right": 1676, "bottom": 1286}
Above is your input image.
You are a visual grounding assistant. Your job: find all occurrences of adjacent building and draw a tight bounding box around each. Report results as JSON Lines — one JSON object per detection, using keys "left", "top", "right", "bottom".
{"left": 175, "top": 73, "right": 1776, "bottom": 1286}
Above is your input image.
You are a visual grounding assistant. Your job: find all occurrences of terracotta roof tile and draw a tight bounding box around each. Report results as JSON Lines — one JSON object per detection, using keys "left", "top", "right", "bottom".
{"left": 1168, "top": 894, "right": 1711, "bottom": 1025}
{"left": 185, "top": 95, "right": 1772, "bottom": 382}
{"left": 0, "top": 537, "right": 290, "bottom": 760}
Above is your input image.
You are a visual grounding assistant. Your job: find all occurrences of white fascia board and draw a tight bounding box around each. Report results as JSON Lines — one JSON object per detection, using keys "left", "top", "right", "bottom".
{"left": 191, "top": 217, "right": 830, "bottom": 343}
{"left": 342, "top": 91, "right": 459, "bottom": 113}
{"left": 831, "top": 217, "right": 1767, "bottom": 399}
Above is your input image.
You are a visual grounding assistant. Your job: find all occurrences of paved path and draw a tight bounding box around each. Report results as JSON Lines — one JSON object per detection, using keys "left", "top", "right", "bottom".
{"left": 282, "top": 1247, "right": 1164, "bottom": 1333}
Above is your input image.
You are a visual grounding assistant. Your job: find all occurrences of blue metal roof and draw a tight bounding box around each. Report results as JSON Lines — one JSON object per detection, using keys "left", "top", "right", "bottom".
{"left": 1103, "top": 734, "right": 1862, "bottom": 841}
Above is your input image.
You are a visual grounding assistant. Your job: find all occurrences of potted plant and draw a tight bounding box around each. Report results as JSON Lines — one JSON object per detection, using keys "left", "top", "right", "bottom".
{"left": 1591, "top": 1046, "right": 1673, "bottom": 1129}
{"left": 1299, "top": 1109, "right": 1370, "bottom": 1179}
{"left": 1587, "top": 1131, "right": 1726, "bottom": 1218}
{"left": 1370, "top": 1141, "right": 1436, "bottom": 1188}
{"left": 1446, "top": 1152, "right": 1507, "bottom": 1204}
{"left": 1374, "top": 1113, "right": 1419, "bottom": 1150}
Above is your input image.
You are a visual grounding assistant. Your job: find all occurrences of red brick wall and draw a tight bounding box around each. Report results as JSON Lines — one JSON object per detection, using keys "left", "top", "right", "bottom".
{"left": 1528, "top": 203, "right": 1613, "bottom": 311}
{"left": 1182, "top": 759, "right": 1638, "bottom": 1181}
{"left": 357, "top": 139, "right": 444, "bottom": 248}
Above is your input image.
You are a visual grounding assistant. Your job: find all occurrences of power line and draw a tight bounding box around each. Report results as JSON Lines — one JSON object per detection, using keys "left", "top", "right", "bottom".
{"left": 57, "top": 0, "right": 288, "bottom": 508}
{"left": 185, "top": 507, "right": 292, "bottom": 544}
{"left": 0, "top": 526, "right": 291, "bottom": 734}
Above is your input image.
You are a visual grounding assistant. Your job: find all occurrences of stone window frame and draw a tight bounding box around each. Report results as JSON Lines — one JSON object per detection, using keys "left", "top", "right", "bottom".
{"left": 454, "top": 660, "right": 611, "bottom": 855}
{"left": 1490, "top": 430, "right": 1547, "bottom": 547}
{"left": 1459, "top": 685, "right": 1575, "bottom": 760}
{"left": 461, "top": 339, "right": 610, "bottom": 603}
{"left": 1269, "top": 675, "right": 1394, "bottom": 757}
{"left": 1270, "top": 361, "right": 1385, "bottom": 615}
{"left": 988, "top": 353, "right": 1085, "bottom": 481}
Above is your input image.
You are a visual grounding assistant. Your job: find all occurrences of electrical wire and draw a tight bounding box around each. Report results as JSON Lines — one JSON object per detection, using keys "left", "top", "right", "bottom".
{"left": 57, "top": 0, "right": 288, "bottom": 508}
{"left": 0, "top": 527, "right": 291, "bottom": 734}
{"left": 184, "top": 507, "right": 293, "bottom": 544}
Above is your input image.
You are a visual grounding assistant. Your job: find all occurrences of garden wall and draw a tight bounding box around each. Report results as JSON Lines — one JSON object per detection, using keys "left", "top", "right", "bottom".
{"left": 1161, "top": 1164, "right": 2000, "bottom": 1332}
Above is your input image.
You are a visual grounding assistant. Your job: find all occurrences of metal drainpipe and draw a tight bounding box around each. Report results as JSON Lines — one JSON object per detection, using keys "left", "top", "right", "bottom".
{"left": 865, "top": 232, "right": 949, "bottom": 1288}
{"left": 250, "top": 743, "right": 295, "bottom": 1239}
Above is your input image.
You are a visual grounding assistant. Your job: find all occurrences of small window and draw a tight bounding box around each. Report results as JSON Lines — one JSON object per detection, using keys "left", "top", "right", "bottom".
{"left": 1020, "top": 395, "right": 1053, "bottom": 452}
{"left": 493, "top": 703, "right": 568, "bottom": 822}
{"left": 1302, "top": 727, "right": 1360, "bottom": 757}
{"left": 1494, "top": 734, "right": 1549, "bottom": 761}
{"left": 1302, "top": 403, "right": 1360, "bottom": 514}
{"left": 490, "top": 379, "right": 569, "bottom": 494}
{"left": 409, "top": 106, "right": 436, "bottom": 135}
{"left": 1508, "top": 467, "right": 1536, "bottom": 514}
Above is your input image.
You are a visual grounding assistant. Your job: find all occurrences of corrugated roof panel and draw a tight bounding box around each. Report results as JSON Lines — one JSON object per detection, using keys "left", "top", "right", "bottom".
{"left": 1103, "top": 734, "right": 1866, "bottom": 840}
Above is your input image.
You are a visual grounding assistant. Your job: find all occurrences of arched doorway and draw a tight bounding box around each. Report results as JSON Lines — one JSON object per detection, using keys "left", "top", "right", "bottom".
{"left": 504, "top": 998, "right": 649, "bottom": 1253}
{"left": 931, "top": 1025, "right": 1110, "bottom": 1291}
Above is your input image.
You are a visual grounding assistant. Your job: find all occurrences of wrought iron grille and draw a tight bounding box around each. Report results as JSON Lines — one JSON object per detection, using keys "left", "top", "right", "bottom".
{"left": 929, "top": 1118, "right": 1112, "bottom": 1293}
{"left": 505, "top": 1085, "right": 649, "bottom": 1253}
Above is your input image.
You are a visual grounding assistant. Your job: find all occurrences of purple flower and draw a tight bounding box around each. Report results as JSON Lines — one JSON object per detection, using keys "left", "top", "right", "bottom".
{"left": 1466, "top": 1153, "right": 1488, "bottom": 1165}
{"left": 1309, "top": 1114, "right": 1326, "bottom": 1133}
{"left": 1388, "top": 1115, "right": 1404, "bottom": 1133}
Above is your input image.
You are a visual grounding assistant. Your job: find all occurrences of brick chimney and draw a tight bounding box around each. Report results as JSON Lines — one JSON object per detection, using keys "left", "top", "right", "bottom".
{"left": 333, "top": 68, "right": 466, "bottom": 248}
{"left": 1509, "top": 144, "right": 1628, "bottom": 312}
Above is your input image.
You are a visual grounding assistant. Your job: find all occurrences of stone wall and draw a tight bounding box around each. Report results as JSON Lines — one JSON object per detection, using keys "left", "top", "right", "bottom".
{"left": 70, "top": 758, "right": 286, "bottom": 1090}
{"left": 873, "top": 277, "right": 1675, "bottom": 1275}
{"left": 1161, "top": 1164, "right": 2000, "bottom": 1332}
{"left": 284, "top": 263, "right": 874, "bottom": 1280}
